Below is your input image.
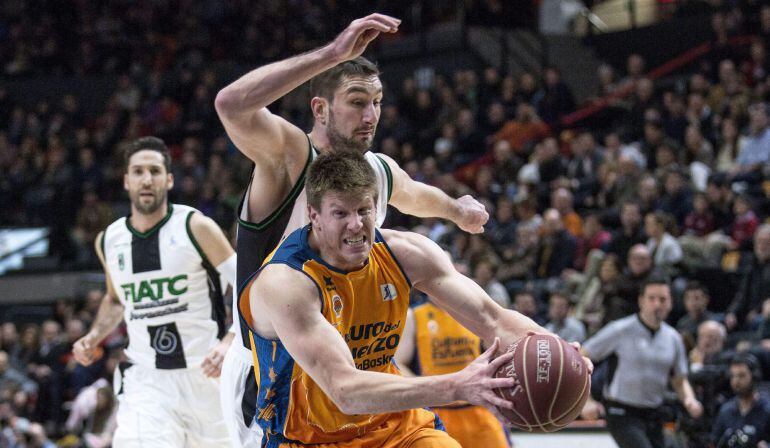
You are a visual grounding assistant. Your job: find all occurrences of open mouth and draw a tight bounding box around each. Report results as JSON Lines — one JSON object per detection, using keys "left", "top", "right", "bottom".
{"left": 344, "top": 236, "right": 366, "bottom": 247}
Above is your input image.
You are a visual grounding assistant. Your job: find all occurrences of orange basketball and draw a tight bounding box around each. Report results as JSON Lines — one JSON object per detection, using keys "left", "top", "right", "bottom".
{"left": 494, "top": 333, "right": 590, "bottom": 432}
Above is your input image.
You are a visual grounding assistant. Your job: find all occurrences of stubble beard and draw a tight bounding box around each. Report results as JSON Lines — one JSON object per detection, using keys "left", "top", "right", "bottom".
{"left": 326, "top": 112, "right": 372, "bottom": 153}
{"left": 132, "top": 190, "right": 166, "bottom": 215}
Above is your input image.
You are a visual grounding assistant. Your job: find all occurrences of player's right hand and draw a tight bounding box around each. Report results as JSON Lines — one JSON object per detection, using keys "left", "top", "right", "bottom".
{"left": 73, "top": 334, "right": 99, "bottom": 366}
{"left": 328, "top": 14, "right": 401, "bottom": 62}
{"left": 453, "top": 338, "right": 516, "bottom": 422}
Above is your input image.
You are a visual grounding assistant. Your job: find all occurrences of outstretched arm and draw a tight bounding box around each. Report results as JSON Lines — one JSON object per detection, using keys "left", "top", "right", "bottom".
{"left": 73, "top": 232, "right": 124, "bottom": 366}
{"left": 381, "top": 153, "right": 489, "bottom": 233}
{"left": 215, "top": 14, "right": 401, "bottom": 164}
{"left": 255, "top": 264, "right": 515, "bottom": 417}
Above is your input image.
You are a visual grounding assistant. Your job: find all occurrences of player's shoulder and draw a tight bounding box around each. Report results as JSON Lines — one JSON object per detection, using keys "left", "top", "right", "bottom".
{"left": 258, "top": 262, "right": 317, "bottom": 297}
{"left": 183, "top": 206, "right": 219, "bottom": 233}
{"left": 379, "top": 228, "right": 433, "bottom": 255}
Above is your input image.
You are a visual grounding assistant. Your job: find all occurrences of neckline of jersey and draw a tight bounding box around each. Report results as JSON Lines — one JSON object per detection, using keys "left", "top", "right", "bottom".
{"left": 125, "top": 204, "right": 174, "bottom": 239}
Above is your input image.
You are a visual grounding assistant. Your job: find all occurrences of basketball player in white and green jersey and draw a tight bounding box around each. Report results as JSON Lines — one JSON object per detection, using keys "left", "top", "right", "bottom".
{"left": 73, "top": 136, "right": 236, "bottom": 447}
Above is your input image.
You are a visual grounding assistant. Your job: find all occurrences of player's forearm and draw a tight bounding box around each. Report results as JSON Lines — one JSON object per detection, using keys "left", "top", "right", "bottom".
{"left": 215, "top": 46, "right": 340, "bottom": 119}
{"left": 494, "top": 309, "right": 551, "bottom": 349}
{"left": 392, "top": 181, "right": 458, "bottom": 220}
{"left": 220, "top": 331, "right": 235, "bottom": 344}
{"left": 330, "top": 369, "right": 460, "bottom": 415}
{"left": 87, "top": 295, "right": 124, "bottom": 343}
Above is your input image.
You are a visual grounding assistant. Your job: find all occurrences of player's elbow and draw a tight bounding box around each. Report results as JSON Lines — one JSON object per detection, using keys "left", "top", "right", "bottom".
{"left": 327, "top": 385, "right": 359, "bottom": 415}
{"left": 214, "top": 87, "right": 241, "bottom": 120}
{"left": 326, "top": 376, "right": 367, "bottom": 415}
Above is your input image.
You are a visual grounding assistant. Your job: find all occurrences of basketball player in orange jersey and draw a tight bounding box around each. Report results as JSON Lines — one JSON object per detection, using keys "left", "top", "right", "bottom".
{"left": 241, "top": 151, "right": 593, "bottom": 447}
{"left": 215, "top": 13, "right": 488, "bottom": 447}
{"left": 395, "top": 295, "right": 511, "bottom": 448}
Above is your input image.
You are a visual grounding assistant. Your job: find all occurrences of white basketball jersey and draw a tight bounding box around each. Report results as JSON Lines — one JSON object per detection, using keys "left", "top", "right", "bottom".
{"left": 103, "top": 204, "right": 226, "bottom": 369}
{"left": 231, "top": 149, "right": 391, "bottom": 348}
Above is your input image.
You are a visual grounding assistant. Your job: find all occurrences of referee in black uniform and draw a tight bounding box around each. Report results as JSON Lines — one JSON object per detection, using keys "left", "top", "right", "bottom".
{"left": 583, "top": 277, "right": 704, "bottom": 448}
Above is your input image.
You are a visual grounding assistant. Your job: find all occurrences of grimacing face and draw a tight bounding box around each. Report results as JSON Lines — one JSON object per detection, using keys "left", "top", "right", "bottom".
{"left": 309, "top": 189, "right": 377, "bottom": 271}
{"left": 325, "top": 75, "right": 383, "bottom": 153}
{"left": 124, "top": 150, "right": 173, "bottom": 215}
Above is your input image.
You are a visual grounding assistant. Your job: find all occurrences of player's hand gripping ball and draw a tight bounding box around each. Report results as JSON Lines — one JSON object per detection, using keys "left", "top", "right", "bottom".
{"left": 494, "top": 333, "right": 590, "bottom": 432}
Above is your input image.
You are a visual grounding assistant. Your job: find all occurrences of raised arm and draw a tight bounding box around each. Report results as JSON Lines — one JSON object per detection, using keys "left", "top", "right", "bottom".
{"left": 255, "top": 264, "right": 515, "bottom": 416}
{"left": 73, "top": 231, "right": 124, "bottom": 366}
{"left": 384, "top": 230, "right": 544, "bottom": 349}
{"left": 214, "top": 14, "right": 401, "bottom": 164}
{"left": 380, "top": 153, "right": 489, "bottom": 234}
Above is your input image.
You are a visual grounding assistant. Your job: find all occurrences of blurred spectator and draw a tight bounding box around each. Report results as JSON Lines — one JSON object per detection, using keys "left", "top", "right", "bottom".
{"left": 689, "top": 320, "right": 729, "bottom": 372}
{"left": 563, "top": 131, "right": 603, "bottom": 208}
{"left": 710, "top": 353, "right": 770, "bottom": 447}
{"left": 683, "top": 192, "right": 716, "bottom": 237}
{"left": 534, "top": 209, "right": 577, "bottom": 287}
{"left": 492, "top": 103, "right": 550, "bottom": 156}
{"left": 573, "top": 253, "right": 623, "bottom": 334}
{"left": 727, "top": 195, "right": 760, "bottom": 250}
{"left": 544, "top": 291, "right": 586, "bottom": 343}
{"left": 551, "top": 188, "right": 582, "bottom": 238}
{"left": 538, "top": 66, "right": 575, "bottom": 124}
{"left": 605, "top": 200, "right": 647, "bottom": 265}
{"left": 658, "top": 168, "right": 693, "bottom": 226}
{"left": 615, "top": 244, "right": 655, "bottom": 320}
{"left": 644, "top": 211, "right": 683, "bottom": 272}
{"left": 677, "top": 282, "right": 720, "bottom": 349}
{"left": 512, "top": 290, "right": 546, "bottom": 325}
{"left": 716, "top": 117, "right": 743, "bottom": 173}
{"left": 472, "top": 258, "right": 510, "bottom": 309}
{"left": 65, "top": 379, "right": 116, "bottom": 448}
{"left": 725, "top": 224, "right": 770, "bottom": 331}
{"left": 732, "top": 103, "right": 770, "bottom": 182}
{"left": 575, "top": 213, "right": 611, "bottom": 271}
{"left": 0, "top": 351, "right": 38, "bottom": 398}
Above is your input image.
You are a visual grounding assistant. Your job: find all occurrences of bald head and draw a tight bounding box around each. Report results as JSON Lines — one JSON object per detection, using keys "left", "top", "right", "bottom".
{"left": 543, "top": 208, "right": 563, "bottom": 235}
{"left": 628, "top": 244, "right": 652, "bottom": 275}
{"left": 697, "top": 320, "right": 726, "bottom": 356}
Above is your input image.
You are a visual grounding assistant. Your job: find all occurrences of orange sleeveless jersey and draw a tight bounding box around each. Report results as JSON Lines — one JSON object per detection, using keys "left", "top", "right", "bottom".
{"left": 239, "top": 226, "right": 447, "bottom": 447}
{"left": 412, "top": 302, "right": 510, "bottom": 448}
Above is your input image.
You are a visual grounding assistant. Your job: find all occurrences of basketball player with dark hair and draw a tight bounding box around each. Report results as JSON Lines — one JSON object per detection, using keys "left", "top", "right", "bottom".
{"left": 73, "top": 136, "right": 234, "bottom": 446}
{"left": 240, "top": 151, "right": 591, "bottom": 447}
{"left": 215, "top": 13, "right": 489, "bottom": 447}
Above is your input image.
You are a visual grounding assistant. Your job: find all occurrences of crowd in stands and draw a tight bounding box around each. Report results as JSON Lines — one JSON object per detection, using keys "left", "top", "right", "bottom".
{"left": 1, "top": 0, "right": 770, "bottom": 446}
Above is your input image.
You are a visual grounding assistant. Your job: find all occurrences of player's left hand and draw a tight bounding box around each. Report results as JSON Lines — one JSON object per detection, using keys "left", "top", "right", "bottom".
{"left": 454, "top": 195, "right": 489, "bottom": 234}
{"left": 202, "top": 338, "right": 232, "bottom": 378}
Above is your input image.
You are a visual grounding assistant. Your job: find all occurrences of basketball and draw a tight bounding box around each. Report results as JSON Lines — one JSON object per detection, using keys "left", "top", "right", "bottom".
{"left": 494, "top": 333, "right": 590, "bottom": 432}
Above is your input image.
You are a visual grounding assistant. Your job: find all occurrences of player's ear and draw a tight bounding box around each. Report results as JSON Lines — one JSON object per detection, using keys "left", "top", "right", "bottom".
{"left": 166, "top": 172, "right": 174, "bottom": 190}
{"left": 311, "top": 97, "right": 328, "bottom": 125}
{"left": 308, "top": 204, "right": 319, "bottom": 228}
{"left": 123, "top": 173, "right": 129, "bottom": 192}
